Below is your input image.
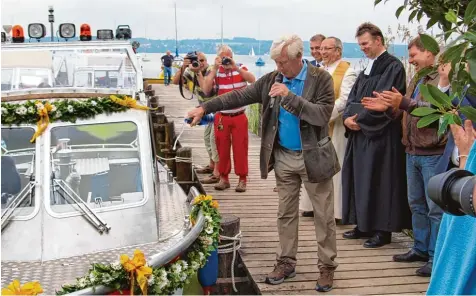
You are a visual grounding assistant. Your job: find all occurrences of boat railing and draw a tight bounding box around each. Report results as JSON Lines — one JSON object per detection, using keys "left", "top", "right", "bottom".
{"left": 1, "top": 181, "right": 36, "bottom": 230}
{"left": 65, "top": 186, "right": 205, "bottom": 295}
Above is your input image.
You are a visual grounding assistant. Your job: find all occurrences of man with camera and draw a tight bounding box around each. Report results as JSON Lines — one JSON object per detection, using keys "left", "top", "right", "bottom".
{"left": 172, "top": 52, "right": 220, "bottom": 183}
{"left": 161, "top": 50, "right": 174, "bottom": 86}
{"left": 201, "top": 45, "right": 256, "bottom": 192}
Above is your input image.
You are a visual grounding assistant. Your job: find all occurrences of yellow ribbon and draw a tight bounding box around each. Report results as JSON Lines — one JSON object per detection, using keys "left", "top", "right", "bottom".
{"left": 1, "top": 279, "right": 43, "bottom": 295}
{"left": 30, "top": 102, "right": 53, "bottom": 143}
{"left": 110, "top": 95, "right": 157, "bottom": 111}
{"left": 120, "top": 249, "right": 153, "bottom": 295}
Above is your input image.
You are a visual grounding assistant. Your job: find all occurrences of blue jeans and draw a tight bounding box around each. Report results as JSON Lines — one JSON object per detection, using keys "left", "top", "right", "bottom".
{"left": 164, "top": 66, "right": 172, "bottom": 85}
{"left": 406, "top": 154, "right": 444, "bottom": 260}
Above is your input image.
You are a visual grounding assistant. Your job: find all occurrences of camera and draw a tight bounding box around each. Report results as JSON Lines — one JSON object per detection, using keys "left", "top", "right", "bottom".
{"left": 428, "top": 168, "right": 476, "bottom": 217}
{"left": 222, "top": 57, "right": 232, "bottom": 66}
{"left": 185, "top": 51, "right": 200, "bottom": 68}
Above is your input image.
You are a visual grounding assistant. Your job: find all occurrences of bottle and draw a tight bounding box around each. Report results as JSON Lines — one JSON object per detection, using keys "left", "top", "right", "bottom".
{"left": 184, "top": 113, "right": 215, "bottom": 126}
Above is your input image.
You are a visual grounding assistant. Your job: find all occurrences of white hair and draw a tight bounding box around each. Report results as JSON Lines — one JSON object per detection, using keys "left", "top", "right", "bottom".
{"left": 270, "top": 35, "right": 304, "bottom": 60}
{"left": 217, "top": 44, "right": 233, "bottom": 56}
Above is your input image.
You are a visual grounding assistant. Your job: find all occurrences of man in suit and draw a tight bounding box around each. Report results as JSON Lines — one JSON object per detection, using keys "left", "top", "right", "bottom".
{"left": 309, "top": 34, "right": 325, "bottom": 66}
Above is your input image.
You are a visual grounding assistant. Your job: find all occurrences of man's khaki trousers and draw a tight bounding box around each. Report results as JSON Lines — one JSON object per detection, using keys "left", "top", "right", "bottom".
{"left": 273, "top": 146, "right": 338, "bottom": 269}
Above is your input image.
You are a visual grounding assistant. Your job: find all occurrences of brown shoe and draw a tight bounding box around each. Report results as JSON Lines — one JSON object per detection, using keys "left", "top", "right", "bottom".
{"left": 214, "top": 179, "right": 230, "bottom": 191}
{"left": 196, "top": 165, "right": 213, "bottom": 174}
{"left": 316, "top": 267, "right": 335, "bottom": 292}
{"left": 201, "top": 175, "right": 219, "bottom": 184}
{"left": 265, "top": 259, "right": 296, "bottom": 285}
{"left": 235, "top": 180, "right": 246, "bottom": 192}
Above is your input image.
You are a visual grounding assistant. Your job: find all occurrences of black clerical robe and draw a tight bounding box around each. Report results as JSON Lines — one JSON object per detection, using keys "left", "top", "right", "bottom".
{"left": 341, "top": 51, "right": 411, "bottom": 233}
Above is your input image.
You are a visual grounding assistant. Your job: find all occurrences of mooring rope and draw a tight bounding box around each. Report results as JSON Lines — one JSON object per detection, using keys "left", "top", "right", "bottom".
{"left": 217, "top": 231, "right": 242, "bottom": 293}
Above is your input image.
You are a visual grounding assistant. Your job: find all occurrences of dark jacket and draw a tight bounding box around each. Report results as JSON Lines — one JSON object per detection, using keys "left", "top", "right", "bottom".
{"left": 399, "top": 71, "right": 448, "bottom": 155}
{"left": 202, "top": 62, "right": 340, "bottom": 182}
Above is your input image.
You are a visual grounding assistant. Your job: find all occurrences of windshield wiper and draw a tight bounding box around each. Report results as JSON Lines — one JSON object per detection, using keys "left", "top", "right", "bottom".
{"left": 1, "top": 181, "right": 35, "bottom": 231}
{"left": 52, "top": 178, "right": 111, "bottom": 234}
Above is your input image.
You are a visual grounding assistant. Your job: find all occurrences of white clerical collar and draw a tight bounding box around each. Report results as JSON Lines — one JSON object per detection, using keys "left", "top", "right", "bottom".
{"left": 323, "top": 59, "right": 342, "bottom": 71}
{"left": 364, "top": 50, "right": 386, "bottom": 75}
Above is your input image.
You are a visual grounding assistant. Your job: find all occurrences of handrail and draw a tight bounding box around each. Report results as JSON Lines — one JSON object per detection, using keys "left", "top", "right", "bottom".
{"left": 67, "top": 211, "right": 206, "bottom": 295}
{"left": 66, "top": 187, "right": 204, "bottom": 295}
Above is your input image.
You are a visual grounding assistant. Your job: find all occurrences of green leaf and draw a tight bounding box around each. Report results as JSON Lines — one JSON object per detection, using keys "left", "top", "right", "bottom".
{"left": 464, "top": 0, "right": 476, "bottom": 24}
{"left": 411, "top": 107, "right": 438, "bottom": 117}
{"left": 409, "top": 10, "right": 418, "bottom": 22}
{"left": 441, "top": 42, "right": 468, "bottom": 63}
{"left": 417, "top": 10, "right": 424, "bottom": 22}
{"left": 417, "top": 113, "right": 441, "bottom": 128}
{"left": 374, "top": 0, "right": 383, "bottom": 5}
{"left": 467, "top": 48, "right": 476, "bottom": 82}
{"left": 396, "top": 5, "right": 405, "bottom": 18}
{"left": 451, "top": 114, "right": 463, "bottom": 126}
{"left": 445, "top": 10, "right": 458, "bottom": 23}
{"left": 427, "top": 16, "right": 440, "bottom": 29}
{"left": 420, "top": 84, "right": 443, "bottom": 109}
{"left": 460, "top": 106, "right": 476, "bottom": 122}
{"left": 438, "top": 114, "right": 451, "bottom": 136}
{"left": 427, "top": 84, "right": 453, "bottom": 108}
{"left": 419, "top": 33, "right": 440, "bottom": 55}
{"left": 463, "top": 31, "right": 476, "bottom": 44}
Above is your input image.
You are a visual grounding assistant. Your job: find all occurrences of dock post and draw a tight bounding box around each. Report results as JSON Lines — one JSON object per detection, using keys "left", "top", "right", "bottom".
{"left": 175, "top": 147, "right": 193, "bottom": 191}
{"left": 163, "top": 122, "right": 177, "bottom": 176}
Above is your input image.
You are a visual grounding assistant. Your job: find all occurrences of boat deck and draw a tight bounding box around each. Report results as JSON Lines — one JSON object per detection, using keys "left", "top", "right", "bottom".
{"left": 155, "top": 84, "right": 430, "bottom": 295}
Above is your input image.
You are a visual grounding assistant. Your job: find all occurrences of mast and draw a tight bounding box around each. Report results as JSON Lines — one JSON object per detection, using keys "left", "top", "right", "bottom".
{"left": 221, "top": 5, "right": 224, "bottom": 45}
{"left": 174, "top": 2, "right": 179, "bottom": 57}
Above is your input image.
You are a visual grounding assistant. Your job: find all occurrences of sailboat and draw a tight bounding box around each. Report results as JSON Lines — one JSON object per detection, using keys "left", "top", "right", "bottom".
{"left": 158, "top": 2, "right": 182, "bottom": 82}
{"left": 249, "top": 47, "right": 255, "bottom": 57}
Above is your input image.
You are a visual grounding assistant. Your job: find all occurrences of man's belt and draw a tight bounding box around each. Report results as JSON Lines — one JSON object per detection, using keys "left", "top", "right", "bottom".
{"left": 220, "top": 110, "right": 245, "bottom": 117}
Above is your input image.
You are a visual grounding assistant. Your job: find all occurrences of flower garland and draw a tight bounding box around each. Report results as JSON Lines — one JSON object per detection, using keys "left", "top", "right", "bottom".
{"left": 1, "top": 95, "right": 152, "bottom": 143}
{"left": 1, "top": 280, "right": 43, "bottom": 295}
{"left": 52, "top": 194, "right": 221, "bottom": 295}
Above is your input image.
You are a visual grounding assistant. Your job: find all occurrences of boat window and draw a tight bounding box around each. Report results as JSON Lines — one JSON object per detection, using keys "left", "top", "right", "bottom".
{"left": 48, "top": 122, "right": 144, "bottom": 214}
{"left": 1, "top": 47, "right": 137, "bottom": 91}
{"left": 1, "top": 69, "right": 13, "bottom": 91}
{"left": 1, "top": 127, "right": 37, "bottom": 217}
{"left": 18, "top": 69, "right": 52, "bottom": 89}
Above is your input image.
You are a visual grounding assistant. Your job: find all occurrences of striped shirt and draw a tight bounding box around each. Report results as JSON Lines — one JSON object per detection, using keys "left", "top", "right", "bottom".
{"left": 183, "top": 66, "right": 216, "bottom": 104}
{"left": 215, "top": 64, "right": 248, "bottom": 113}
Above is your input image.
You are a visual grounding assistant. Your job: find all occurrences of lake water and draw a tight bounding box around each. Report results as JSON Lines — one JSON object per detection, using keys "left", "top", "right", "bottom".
{"left": 140, "top": 53, "right": 366, "bottom": 79}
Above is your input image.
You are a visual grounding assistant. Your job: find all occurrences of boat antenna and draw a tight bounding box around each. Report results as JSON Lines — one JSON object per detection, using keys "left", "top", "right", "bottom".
{"left": 175, "top": 2, "right": 179, "bottom": 57}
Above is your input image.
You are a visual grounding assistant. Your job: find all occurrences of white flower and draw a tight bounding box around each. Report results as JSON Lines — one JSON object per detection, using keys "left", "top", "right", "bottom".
{"left": 51, "top": 105, "right": 57, "bottom": 112}
{"left": 35, "top": 103, "right": 44, "bottom": 110}
{"left": 157, "top": 277, "right": 169, "bottom": 290}
{"left": 91, "top": 100, "right": 97, "bottom": 106}
{"left": 200, "top": 236, "right": 213, "bottom": 246}
{"left": 205, "top": 226, "right": 214, "bottom": 234}
{"left": 147, "top": 275, "right": 155, "bottom": 286}
{"left": 181, "top": 261, "right": 189, "bottom": 270}
{"left": 102, "top": 274, "right": 113, "bottom": 284}
{"left": 67, "top": 105, "right": 74, "bottom": 113}
{"left": 27, "top": 106, "right": 35, "bottom": 114}
{"left": 55, "top": 111, "right": 62, "bottom": 118}
{"left": 205, "top": 215, "right": 212, "bottom": 222}
{"left": 180, "top": 273, "right": 187, "bottom": 281}
{"left": 111, "top": 261, "right": 122, "bottom": 270}
{"left": 198, "top": 252, "right": 205, "bottom": 261}
{"left": 89, "top": 273, "right": 96, "bottom": 283}
{"left": 1, "top": 107, "right": 8, "bottom": 115}
{"left": 15, "top": 106, "right": 27, "bottom": 115}
{"left": 172, "top": 263, "right": 182, "bottom": 274}
{"left": 159, "top": 269, "right": 167, "bottom": 280}
{"left": 191, "top": 261, "right": 200, "bottom": 270}
{"left": 77, "top": 277, "right": 87, "bottom": 288}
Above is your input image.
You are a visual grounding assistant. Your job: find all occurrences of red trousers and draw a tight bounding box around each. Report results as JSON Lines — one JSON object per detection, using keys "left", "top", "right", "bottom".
{"left": 214, "top": 112, "right": 249, "bottom": 181}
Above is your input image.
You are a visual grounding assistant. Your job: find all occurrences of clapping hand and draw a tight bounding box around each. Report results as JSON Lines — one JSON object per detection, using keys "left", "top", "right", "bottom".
{"left": 344, "top": 114, "right": 361, "bottom": 131}
{"left": 361, "top": 93, "right": 390, "bottom": 112}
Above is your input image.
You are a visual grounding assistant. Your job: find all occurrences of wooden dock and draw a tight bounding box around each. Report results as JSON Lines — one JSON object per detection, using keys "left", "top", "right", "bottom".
{"left": 153, "top": 84, "right": 430, "bottom": 295}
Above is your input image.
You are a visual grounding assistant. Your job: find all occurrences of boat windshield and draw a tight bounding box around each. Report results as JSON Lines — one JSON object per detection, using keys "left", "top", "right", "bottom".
{"left": 1, "top": 45, "right": 137, "bottom": 92}
{"left": 48, "top": 121, "right": 144, "bottom": 214}
{"left": 1, "top": 127, "right": 37, "bottom": 216}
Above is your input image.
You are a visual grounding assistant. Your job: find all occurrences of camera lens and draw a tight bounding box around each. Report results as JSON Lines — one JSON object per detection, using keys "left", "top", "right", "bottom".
{"left": 222, "top": 57, "right": 232, "bottom": 65}
{"left": 428, "top": 168, "right": 475, "bottom": 216}
{"left": 192, "top": 61, "right": 200, "bottom": 68}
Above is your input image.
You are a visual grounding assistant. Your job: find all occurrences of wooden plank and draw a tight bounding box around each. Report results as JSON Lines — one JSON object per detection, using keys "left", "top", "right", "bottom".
{"left": 155, "top": 85, "right": 428, "bottom": 295}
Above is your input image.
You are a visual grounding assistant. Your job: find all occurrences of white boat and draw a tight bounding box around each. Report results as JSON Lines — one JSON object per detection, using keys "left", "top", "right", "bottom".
{"left": 1, "top": 32, "right": 215, "bottom": 295}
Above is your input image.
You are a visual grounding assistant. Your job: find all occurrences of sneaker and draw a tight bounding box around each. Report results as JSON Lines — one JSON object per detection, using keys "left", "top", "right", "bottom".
{"left": 316, "top": 267, "right": 335, "bottom": 292}
{"left": 214, "top": 179, "right": 230, "bottom": 191}
{"left": 265, "top": 260, "right": 296, "bottom": 285}
{"left": 201, "top": 175, "right": 219, "bottom": 184}
{"left": 235, "top": 180, "right": 247, "bottom": 192}
{"left": 196, "top": 165, "right": 213, "bottom": 174}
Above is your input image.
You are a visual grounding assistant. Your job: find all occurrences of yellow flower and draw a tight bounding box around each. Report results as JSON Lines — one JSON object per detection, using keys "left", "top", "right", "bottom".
{"left": 2, "top": 280, "right": 43, "bottom": 295}
{"left": 120, "top": 249, "right": 152, "bottom": 295}
{"left": 203, "top": 195, "right": 213, "bottom": 201}
{"left": 211, "top": 200, "right": 219, "bottom": 209}
{"left": 193, "top": 196, "right": 202, "bottom": 205}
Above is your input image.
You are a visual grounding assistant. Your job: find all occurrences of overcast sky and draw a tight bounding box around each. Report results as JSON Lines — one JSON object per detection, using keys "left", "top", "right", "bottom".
{"left": 1, "top": 0, "right": 425, "bottom": 43}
